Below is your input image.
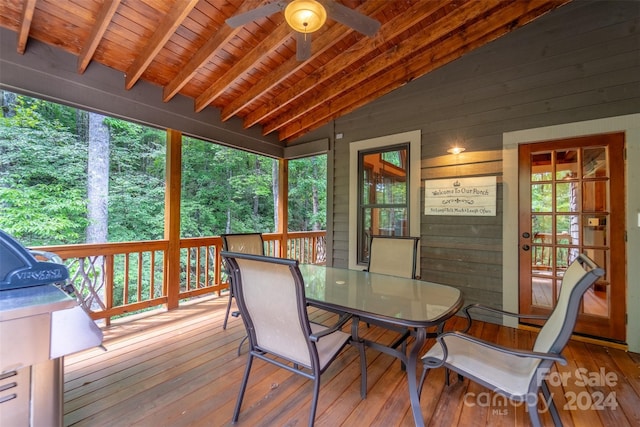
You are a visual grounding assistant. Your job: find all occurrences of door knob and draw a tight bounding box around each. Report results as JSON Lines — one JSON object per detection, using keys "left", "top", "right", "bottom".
{"left": 522, "top": 244, "right": 530, "bottom": 251}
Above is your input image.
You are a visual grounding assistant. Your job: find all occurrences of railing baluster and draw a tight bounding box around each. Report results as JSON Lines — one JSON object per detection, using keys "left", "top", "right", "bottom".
{"left": 150, "top": 251, "right": 156, "bottom": 299}
{"left": 123, "top": 253, "right": 130, "bottom": 305}
{"left": 32, "top": 232, "right": 325, "bottom": 323}
{"left": 137, "top": 251, "right": 143, "bottom": 302}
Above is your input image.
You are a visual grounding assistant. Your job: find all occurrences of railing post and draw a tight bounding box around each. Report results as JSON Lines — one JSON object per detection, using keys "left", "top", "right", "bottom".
{"left": 165, "top": 129, "right": 182, "bottom": 310}
{"left": 278, "top": 158, "right": 288, "bottom": 258}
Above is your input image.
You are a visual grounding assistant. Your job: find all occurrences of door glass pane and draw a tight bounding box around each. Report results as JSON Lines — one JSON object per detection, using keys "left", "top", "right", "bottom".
{"left": 556, "top": 182, "right": 579, "bottom": 212}
{"left": 583, "top": 181, "right": 607, "bottom": 212}
{"left": 556, "top": 215, "right": 579, "bottom": 245}
{"left": 531, "top": 152, "right": 552, "bottom": 181}
{"left": 583, "top": 249, "right": 608, "bottom": 317}
{"left": 532, "top": 275, "right": 554, "bottom": 308}
{"left": 531, "top": 184, "right": 552, "bottom": 212}
{"left": 583, "top": 147, "right": 607, "bottom": 178}
{"left": 532, "top": 214, "right": 552, "bottom": 271}
{"left": 556, "top": 149, "right": 578, "bottom": 180}
{"left": 532, "top": 214, "right": 552, "bottom": 236}
{"left": 583, "top": 215, "right": 607, "bottom": 246}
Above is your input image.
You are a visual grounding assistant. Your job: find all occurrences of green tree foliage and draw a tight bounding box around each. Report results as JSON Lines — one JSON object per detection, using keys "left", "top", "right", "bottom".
{"left": 1, "top": 92, "right": 326, "bottom": 248}
{"left": 288, "top": 155, "right": 326, "bottom": 231}
{"left": 180, "top": 136, "right": 276, "bottom": 236}
{"left": 0, "top": 96, "right": 88, "bottom": 245}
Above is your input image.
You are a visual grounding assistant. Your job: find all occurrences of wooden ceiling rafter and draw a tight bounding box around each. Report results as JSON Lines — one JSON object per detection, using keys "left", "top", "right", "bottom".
{"left": 161, "top": 0, "right": 270, "bottom": 102}
{"left": 249, "top": 0, "right": 450, "bottom": 133}
{"left": 259, "top": 0, "right": 484, "bottom": 136}
{"left": 194, "top": 21, "right": 292, "bottom": 112}
{"left": 124, "top": 0, "right": 200, "bottom": 90}
{"left": 16, "top": 0, "right": 36, "bottom": 54}
{"left": 263, "top": 0, "right": 501, "bottom": 137}
{"left": 280, "top": 0, "right": 571, "bottom": 141}
{"left": 219, "top": 0, "right": 389, "bottom": 123}
{"left": 0, "top": 0, "right": 573, "bottom": 143}
{"left": 77, "top": 0, "right": 121, "bottom": 74}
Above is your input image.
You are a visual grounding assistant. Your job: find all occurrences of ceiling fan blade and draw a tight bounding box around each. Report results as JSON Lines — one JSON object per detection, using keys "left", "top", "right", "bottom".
{"left": 323, "top": 1, "right": 380, "bottom": 37}
{"left": 295, "top": 31, "right": 312, "bottom": 61}
{"left": 225, "top": 1, "right": 288, "bottom": 28}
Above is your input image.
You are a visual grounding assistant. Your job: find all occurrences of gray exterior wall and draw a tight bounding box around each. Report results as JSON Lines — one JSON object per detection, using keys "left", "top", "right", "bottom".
{"left": 330, "top": 1, "right": 640, "bottom": 317}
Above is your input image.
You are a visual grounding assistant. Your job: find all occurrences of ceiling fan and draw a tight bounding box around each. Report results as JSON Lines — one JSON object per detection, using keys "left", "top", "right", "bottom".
{"left": 226, "top": 0, "right": 381, "bottom": 61}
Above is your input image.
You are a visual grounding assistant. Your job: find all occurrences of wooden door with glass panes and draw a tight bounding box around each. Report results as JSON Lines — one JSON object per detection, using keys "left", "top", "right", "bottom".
{"left": 518, "top": 133, "right": 626, "bottom": 342}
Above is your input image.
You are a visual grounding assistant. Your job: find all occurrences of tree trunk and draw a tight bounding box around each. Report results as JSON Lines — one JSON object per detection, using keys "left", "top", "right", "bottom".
{"left": 0, "top": 90, "right": 17, "bottom": 117}
{"left": 86, "top": 112, "right": 109, "bottom": 243}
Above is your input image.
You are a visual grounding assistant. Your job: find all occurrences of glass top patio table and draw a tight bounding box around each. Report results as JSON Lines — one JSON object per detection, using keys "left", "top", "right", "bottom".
{"left": 298, "top": 264, "right": 463, "bottom": 427}
{"left": 299, "top": 264, "right": 463, "bottom": 328}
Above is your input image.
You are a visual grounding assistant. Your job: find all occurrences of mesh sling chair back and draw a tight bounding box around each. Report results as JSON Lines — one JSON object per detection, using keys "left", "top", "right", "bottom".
{"left": 366, "top": 235, "right": 420, "bottom": 279}
{"left": 221, "top": 251, "right": 364, "bottom": 427}
{"left": 419, "top": 253, "right": 604, "bottom": 427}
{"left": 364, "top": 235, "right": 420, "bottom": 360}
{"left": 221, "top": 233, "right": 264, "bottom": 330}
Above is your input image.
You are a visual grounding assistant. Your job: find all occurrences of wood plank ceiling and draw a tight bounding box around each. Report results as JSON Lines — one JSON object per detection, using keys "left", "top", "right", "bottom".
{"left": 0, "top": 0, "right": 571, "bottom": 143}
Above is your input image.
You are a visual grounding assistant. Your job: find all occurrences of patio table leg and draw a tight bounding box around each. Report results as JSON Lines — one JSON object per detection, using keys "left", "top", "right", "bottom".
{"left": 407, "top": 327, "right": 426, "bottom": 427}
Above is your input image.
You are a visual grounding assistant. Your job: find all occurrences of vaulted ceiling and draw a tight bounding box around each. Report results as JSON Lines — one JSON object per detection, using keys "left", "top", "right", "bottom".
{"left": 0, "top": 0, "right": 570, "bottom": 143}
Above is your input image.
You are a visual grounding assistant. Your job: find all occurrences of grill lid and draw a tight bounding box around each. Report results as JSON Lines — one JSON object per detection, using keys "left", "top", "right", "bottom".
{"left": 0, "top": 229, "right": 69, "bottom": 291}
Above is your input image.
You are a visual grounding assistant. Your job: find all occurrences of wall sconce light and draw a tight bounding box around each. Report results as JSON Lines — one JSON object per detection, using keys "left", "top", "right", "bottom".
{"left": 284, "top": 0, "right": 327, "bottom": 34}
{"left": 447, "top": 147, "right": 466, "bottom": 155}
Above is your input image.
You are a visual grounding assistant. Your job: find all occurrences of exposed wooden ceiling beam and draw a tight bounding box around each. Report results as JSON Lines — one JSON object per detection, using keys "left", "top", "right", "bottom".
{"left": 16, "top": 0, "right": 37, "bottom": 54}
{"left": 77, "top": 0, "right": 121, "bottom": 74}
{"left": 281, "top": 0, "right": 570, "bottom": 142}
{"left": 263, "top": 0, "right": 498, "bottom": 136}
{"left": 240, "top": 0, "right": 434, "bottom": 130}
{"left": 125, "top": 0, "right": 199, "bottom": 90}
{"left": 219, "top": 0, "right": 388, "bottom": 123}
{"left": 194, "top": 22, "right": 292, "bottom": 112}
{"left": 1, "top": 0, "right": 574, "bottom": 143}
{"left": 162, "top": 0, "right": 270, "bottom": 102}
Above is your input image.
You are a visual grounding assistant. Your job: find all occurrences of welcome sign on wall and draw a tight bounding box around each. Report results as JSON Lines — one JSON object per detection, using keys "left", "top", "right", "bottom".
{"left": 424, "top": 176, "right": 497, "bottom": 216}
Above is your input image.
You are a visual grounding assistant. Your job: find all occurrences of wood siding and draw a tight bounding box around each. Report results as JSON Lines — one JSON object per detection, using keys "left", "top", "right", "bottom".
{"left": 329, "top": 1, "right": 640, "bottom": 317}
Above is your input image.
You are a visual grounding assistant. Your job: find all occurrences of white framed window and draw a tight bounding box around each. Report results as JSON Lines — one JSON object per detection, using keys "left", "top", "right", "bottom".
{"left": 349, "top": 130, "right": 421, "bottom": 273}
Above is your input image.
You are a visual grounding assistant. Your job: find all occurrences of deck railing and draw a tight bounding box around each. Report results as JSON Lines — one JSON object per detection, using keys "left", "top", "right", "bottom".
{"left": 33, "top": 231, "right": 326, "bottom": 325}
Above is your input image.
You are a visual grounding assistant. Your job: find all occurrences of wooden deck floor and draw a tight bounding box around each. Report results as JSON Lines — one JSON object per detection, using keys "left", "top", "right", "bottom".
{"left": 64, "top": 296, "right": 640, "bottom": 426}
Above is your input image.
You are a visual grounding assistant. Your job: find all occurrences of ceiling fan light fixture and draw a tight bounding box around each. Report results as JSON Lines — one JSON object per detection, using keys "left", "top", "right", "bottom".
{"left": 284, "top": 0, "right": 327, "bottom": 33}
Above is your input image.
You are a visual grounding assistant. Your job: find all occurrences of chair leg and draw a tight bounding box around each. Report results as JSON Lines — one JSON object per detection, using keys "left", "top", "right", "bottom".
{"left": 527, "top": 396, "right": 544, "bottom": 427}
{"left": 232, "top": 352, "right": 254, "bottom": 422}
{"left": 541, "top": 380, "right": 562, "bottom": 426}
{"left": 308, "top": 377, "right": 321, "bottom": 427}
{"left": 223, "top": 292, "right": 234, "bottom": 330}
{"left": 236, "top": 335, "right": 248, "bottom": 356}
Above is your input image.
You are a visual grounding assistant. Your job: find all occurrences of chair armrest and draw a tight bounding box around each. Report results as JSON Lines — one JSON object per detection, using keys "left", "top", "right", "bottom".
{"left": 427, "top": 331, "right": 567, "bottom": 368}
{"left": 310, "top": 313, "right": 352, "bottom": 342}
{"left": 461, "top": 303, "right": 549, "bottom": 333}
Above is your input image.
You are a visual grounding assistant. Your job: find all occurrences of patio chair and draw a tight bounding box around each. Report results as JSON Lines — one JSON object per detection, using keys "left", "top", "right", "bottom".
{"left": 221, "top": 251, "right": 365, "bottom": 427}
{"left": 221, "top": 233, "right": 264, "bottom": 330}
{"left": 366, "top": 235, "right": 420, "bottom": 279}
{"left": 419, "top": 253, "right": 604, "bottom": 427}
{"left": 364, "top": 234, "right": 420, "bottom": 330}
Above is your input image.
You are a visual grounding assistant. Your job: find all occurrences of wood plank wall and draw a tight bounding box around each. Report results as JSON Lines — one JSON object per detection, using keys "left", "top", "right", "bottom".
{"left": 329, "top": 0, "right": 640, "bottom": 319}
